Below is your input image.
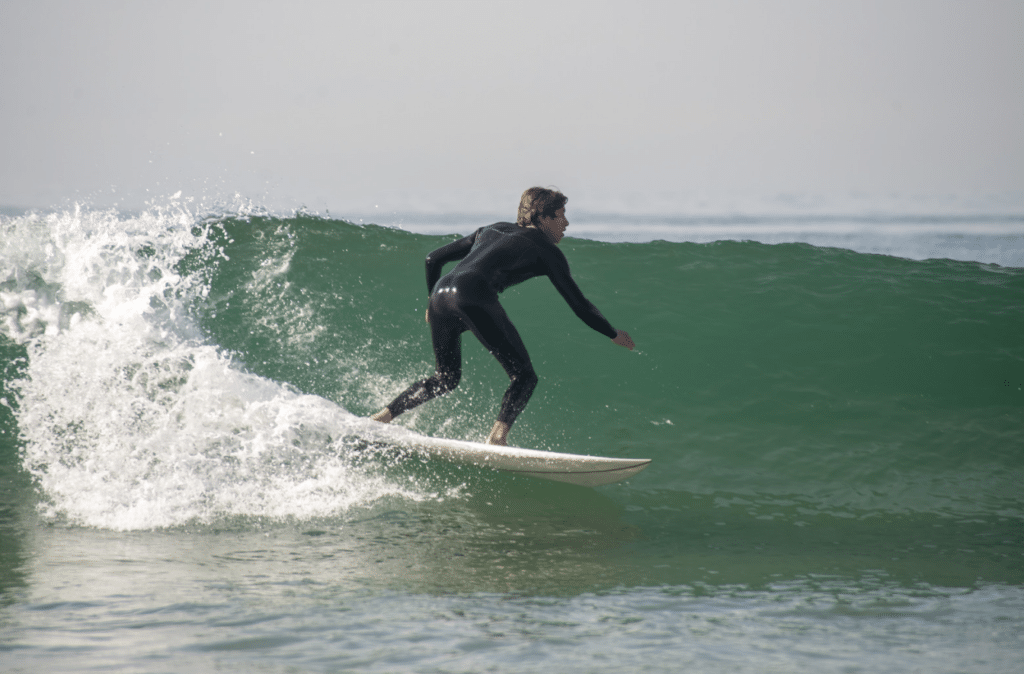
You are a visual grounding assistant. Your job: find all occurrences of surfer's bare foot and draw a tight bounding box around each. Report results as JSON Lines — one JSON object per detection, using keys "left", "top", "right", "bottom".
{"left": 370, "top": 408, "right": 393, "bottom": 423}
{"left": 486, "top": 421, "right": 510, "bottom": 446}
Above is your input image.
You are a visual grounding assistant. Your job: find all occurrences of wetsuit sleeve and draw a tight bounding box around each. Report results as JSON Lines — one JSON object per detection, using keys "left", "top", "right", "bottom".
{"left": 424, "top": 229, "right": 479, "bottom": 295}
{"left": 544, "top": 247, "right": 618, "bottom": 339}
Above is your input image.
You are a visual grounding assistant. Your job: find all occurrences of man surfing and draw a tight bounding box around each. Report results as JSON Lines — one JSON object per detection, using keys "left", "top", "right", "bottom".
{"left": 370, "top": 187, "right": 635, "bottom": 445}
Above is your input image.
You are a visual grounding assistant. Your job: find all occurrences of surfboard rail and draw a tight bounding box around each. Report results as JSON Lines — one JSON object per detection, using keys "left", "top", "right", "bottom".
{"left": 391, "top": 433, "right": 651, "bottom": 487}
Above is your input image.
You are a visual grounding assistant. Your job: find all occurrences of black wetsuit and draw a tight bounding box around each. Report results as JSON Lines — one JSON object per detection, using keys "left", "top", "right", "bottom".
{"left": 383, "top": 222, "right": 618, "bottom": 426}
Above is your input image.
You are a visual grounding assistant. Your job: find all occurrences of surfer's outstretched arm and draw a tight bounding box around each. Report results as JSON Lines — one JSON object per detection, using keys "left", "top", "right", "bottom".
{"left": 612, "top": 329, "right": 635, "bottom": 350}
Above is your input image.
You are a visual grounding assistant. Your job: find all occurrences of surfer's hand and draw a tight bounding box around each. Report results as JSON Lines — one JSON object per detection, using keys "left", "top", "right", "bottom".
{"left": 425, "top": 307, "right": 430, "bottom": 323}
{"left": 612, "top": 329, "right": 635, "bottom": 351}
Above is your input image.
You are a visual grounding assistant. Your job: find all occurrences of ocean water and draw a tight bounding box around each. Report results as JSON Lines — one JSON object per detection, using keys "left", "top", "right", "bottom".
{"left": 1, "top": 198, "right": 1022, "bottom": 672}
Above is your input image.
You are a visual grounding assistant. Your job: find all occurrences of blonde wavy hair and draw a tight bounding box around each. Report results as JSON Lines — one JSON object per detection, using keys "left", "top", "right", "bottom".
{"left": 516, "top": 187, "right": 567, "bottom": 228}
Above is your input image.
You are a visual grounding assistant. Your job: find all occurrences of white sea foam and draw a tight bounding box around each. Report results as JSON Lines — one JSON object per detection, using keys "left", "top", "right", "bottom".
{"left": 2, "top": 204, "right": 435, "bottom": 530}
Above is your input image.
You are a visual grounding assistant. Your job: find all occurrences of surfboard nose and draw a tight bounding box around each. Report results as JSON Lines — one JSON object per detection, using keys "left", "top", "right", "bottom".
{"left": 506, "top": 459, "right": 652, "bottom": 487}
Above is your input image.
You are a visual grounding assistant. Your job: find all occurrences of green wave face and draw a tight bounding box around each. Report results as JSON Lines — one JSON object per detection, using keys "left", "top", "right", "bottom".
{"left": 1, "top": 209, "right": 1022, "bottom": 552}
{"left": 194, "top": 215, "right": 1024, "bottom": 517}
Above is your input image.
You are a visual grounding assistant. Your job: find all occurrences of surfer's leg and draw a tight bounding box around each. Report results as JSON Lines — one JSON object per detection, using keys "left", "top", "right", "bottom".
{"left": 369, "top": 408, "right": 393, "bottom": 423}
{"left": 486, "top": 420, "right": 511, "bottom": 446}
{"left": 376, "top": 311, "right": 464, "bottom": 419}
{"left": 460, "top": 302, "right": 538, "bottom": 442}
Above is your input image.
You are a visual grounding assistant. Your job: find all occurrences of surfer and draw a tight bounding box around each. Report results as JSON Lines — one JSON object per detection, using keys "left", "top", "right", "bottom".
{"left": 370, "top": 187, "right": 635, "bottom": 445}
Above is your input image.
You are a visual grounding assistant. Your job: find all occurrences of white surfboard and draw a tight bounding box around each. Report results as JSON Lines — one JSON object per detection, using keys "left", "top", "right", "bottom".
{"left": 391, "top": 433, "right": 651, "bottom": 487}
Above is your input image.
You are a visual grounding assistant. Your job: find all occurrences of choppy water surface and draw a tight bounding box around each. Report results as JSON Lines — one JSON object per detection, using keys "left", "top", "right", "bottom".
{"left": 1, "top": 202, "right": 1021, "bottom": 672}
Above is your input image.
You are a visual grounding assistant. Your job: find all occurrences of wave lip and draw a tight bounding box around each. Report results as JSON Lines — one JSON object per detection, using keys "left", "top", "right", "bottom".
{"left": 2, "top": 204, "right": 435, "bottom": 530}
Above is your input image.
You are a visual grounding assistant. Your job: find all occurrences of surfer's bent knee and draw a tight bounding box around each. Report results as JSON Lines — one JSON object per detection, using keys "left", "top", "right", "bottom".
{"left": 509, "top": 367, "right": 538, "bottom": 392}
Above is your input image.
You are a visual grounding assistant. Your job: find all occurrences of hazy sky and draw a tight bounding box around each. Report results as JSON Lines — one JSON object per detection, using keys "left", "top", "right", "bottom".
{"left": 2, "top": 0, "right": 1021, "bottom": 213}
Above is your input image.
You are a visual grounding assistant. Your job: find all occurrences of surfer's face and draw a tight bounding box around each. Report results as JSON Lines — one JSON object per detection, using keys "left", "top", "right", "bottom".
{"left": 538, "top": 208, "right": 568, "bottom": 244}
